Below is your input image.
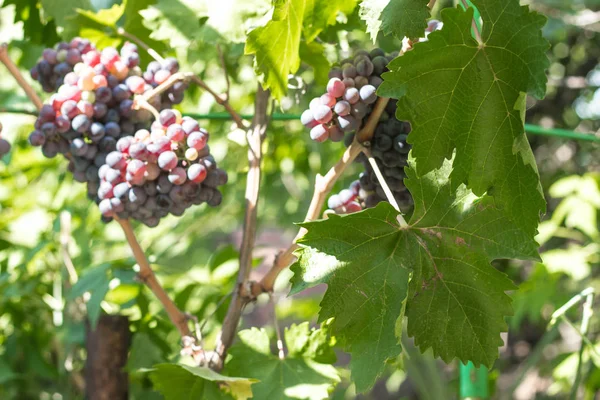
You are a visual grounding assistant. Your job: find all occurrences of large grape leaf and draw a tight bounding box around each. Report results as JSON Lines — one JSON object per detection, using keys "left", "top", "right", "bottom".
{"left": 151, "top": 364, "right": 256, "bottom": 400}
{"left": 378, "top": 0, "right": 549, "bottom": 236}
{"left": 359, "top": 0, "right": 430, "bottom": 42}
{"left": 226, "top": 324, "right": 339, "bottom": 400}
{"left": 291, "top": 158, "right": 540, "bottom": 392}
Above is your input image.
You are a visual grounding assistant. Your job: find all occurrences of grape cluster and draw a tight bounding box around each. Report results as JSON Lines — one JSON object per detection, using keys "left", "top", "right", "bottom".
{"left": 301, "top": 48, "right": 397, "bottom": 143}
{"left": 0, "top": 122, "right": 10, "bottom": 158}
{"left": 28, "top": 42, "right": 153, "bottom": 199}
{"left": 28, "top": 41, "right": 225, "bottom": 226}
{"left": 301, "top": 48, "right": 413, "bottom": 215}
{"left": 97, "top": 109, "right": 227, "bottom": 227}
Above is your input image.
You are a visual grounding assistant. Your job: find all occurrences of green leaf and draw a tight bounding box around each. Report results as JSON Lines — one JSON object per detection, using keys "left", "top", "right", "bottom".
{"left": 290, "top": 227, "right": 410, "bottom": 392}
{"left": 380, "top": 0, "right": 430, "bottom": 40}
{"left": 285, "top": 321, "right": 337, "bottom": 364}
{"left": 378, "top": 1, "right": 549, "bottom": 237}
{"left": 291, "top": 158, "right": 539, "bottom": 391}
{"left": 151, "top": 364, "right": 256, "bottom": 400}
{"left": 303, "top": 0, "right": 359, "bottom": 42}
{"left": 360, "top": 0, "right": 430, "bottom": 42}
{"left": 300, "top": 41, "right": 330, "bottom": 86}
{"left": 68, "top": 264, "right": 111, "bottom": 329}
{"left": 140, "top": 0, "right": 208, "bottom": 48}
{"left": 3, "top": 0, "right": 60, "bottom": 46}
{"left": 127, "top": 333, "right": 166, "bottom": 371}
{"left": 40, "top": 0, "right": 93, "bottom": 27}
{"left": 226, "top": 326, "right": 340, "bottom": 399}
{"left": 63, "top": 5, "right": 125, "bottom": 48}
{"left": 245, "top": 0, "right": 306, "bottom": 100}
{"left": 77, "top": 4, "right": 124, "bottom": 27}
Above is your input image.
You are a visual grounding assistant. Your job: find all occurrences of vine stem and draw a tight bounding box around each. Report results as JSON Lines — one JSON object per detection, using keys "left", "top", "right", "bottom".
{"left": 0, "top": 43, "right": 44, "bottom": 110}
{"left": 212, "top": 85, "right": 270, "bottom": 369}
{"left": 115, "top": 217, "right": 192, "bottom": 338}
{"left": 258, "top": 95, "right": 391, "bottom": 294}
{"left": 116, "top": 27, "right": 166, "bottom": 64}
{"left": 134, "top": 96, "right": 161, "bottom": 121}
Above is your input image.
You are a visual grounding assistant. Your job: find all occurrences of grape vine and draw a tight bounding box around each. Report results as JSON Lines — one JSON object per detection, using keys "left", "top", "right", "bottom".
{"left": 0, "top": 0, "right": 552, "bottom": 398}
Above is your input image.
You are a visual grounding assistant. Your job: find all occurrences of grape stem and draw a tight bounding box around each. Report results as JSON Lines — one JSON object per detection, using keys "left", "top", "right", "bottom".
{"left": 212, "top": 85, "right": 270, "bottom": 369}
{"left": 363, "top": 149, "right": 408, "bottom": 227}
{"left": 0, "top": 43, "right": 44, "bottom": 111}
{"left": 116, "top": 27, "right": 166, "bottom": 64}
{"left": 115, "top": 217, "right": 192, "bottom": 338}
{"left": 133, "top": 96, "right": 161, "bottom": 121}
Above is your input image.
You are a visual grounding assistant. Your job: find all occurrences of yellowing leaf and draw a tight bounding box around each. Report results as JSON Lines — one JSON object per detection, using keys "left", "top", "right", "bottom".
{"left": 151, "top": 364, "right": 256, "bottom": 400}
{"left": 226, "top": 324, "right": 339, "bottom": 399}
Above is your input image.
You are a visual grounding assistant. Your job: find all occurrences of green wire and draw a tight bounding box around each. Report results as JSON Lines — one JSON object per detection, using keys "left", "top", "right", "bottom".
{"left": 183, "top": 112, "right": 600, "bottom": 143}
{"left": 0, "top": 108, "right": 598, "bottom": 143}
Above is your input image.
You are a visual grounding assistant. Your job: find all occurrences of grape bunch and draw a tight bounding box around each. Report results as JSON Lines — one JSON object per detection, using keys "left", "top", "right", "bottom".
{"left": 97, "top": 109, "right": 227, "bottom": 227}
{"left": 0, "top": 122, "right": 10, "bottom": 158}
{"left": 301, "top": 48, "right": 413, "bottom": 214}
{"left": 28, "top": 42, "right": 154, "bottom": 200}
{"left": 28, "top": 41, "right": 224, "bottom": 226}
{"left": 300, "top": 48, "right": 398, "bottom": 143}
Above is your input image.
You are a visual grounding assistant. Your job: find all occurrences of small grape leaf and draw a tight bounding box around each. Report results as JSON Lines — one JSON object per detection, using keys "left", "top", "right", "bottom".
{"left": 226, "top": 324, "right": 340, "bottom": 400}
{"left": 378, "top": 1, "right": 549, "bottom": 237}
{"left": 303, "top": 0, "right": 359, "bottom": 42}
{"left": 360, "top": 0, "right": 430, "bottom": 42}
{"left": 150, "top": 363, "right": 256, "bottom": 400}
{"left": 245, "top": 0, "right": 307, "bottom": 100}
{"left": 290, "top": 158, "right": 539, "bottom": 392}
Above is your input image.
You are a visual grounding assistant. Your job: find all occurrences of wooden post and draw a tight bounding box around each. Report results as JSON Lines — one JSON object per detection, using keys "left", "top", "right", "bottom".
{"left": 85, "top": 315, "right": 131, "bottom": 400}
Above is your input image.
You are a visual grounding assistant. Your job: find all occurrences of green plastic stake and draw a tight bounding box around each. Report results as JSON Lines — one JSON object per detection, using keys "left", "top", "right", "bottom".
{"left": 460, "top": 362, "right": 489, "bottom": 399}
